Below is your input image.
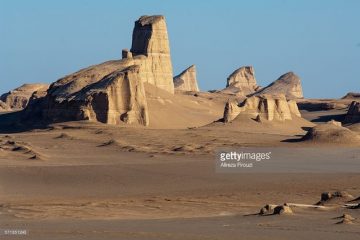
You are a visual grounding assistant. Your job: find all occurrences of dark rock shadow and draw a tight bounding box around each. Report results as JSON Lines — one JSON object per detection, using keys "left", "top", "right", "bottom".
{"left": 311, "top": 113, "right": 346, "bottom": 123}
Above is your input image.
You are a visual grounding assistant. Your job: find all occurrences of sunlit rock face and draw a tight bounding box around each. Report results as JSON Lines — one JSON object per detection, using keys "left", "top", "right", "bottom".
{"left": 223, "top": 94, "right": 301, "bottom": 123}
{"left": 173, "top": 65, "right": 199, "bottom": 92}
{"left": 254, "top": 72, "right": 303, "bottom": 99}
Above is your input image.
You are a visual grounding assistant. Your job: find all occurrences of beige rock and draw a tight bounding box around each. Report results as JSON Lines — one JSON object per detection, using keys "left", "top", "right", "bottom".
{"left": 302, "top": 122, "right": 360, "bottom": 144}
{"left": 122, "top": 49, "right": 132, "bottom": 59}
{"left": 43, "top": 65, "right": 149, "bottom": 126}
{"left": 0, "top": 100, "right": 10, "bottom": 111}
{"left": 223, "top": 94, "right": 301, "bottom": 123}
{"left": 222, "top": 66, "right": 259, "bottom": 95}
{"left": 173, "top": 65, "right": 199, "bottom": 92}
{"left": 344, "top": 101, "right": 360, "bottom": 123}
{"left": 259, "top": 203, "right": 293, "bottom": 215}
{"left": 130, "top": 15, "right": 174, "bottom": 93}
{"left": 0, "top": 83, "right": 49, "bottom": 110}
{"left": 254, "top": 72, "right": 303, "bottom": 99}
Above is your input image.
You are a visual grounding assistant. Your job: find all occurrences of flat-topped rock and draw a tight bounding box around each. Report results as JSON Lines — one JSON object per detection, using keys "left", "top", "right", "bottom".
{"left": 254, "top": 72, "right": 303, "bottom": 99}
{"left": 173, "top": 65, "right": 199, "bottom": 92}
{"left": 0, "top": 83, "right": 49, "bottom": 110}
{"left": 131, "top": 15, "right": 174, "bottom": 93}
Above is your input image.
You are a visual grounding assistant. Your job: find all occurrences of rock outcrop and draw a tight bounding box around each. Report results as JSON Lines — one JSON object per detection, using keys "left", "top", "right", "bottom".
{"left": 254, "top": 72, "right": 303, "bottom": 99}
{"left": 23, "top": 15, "right": 176, "bottom": 126}
{"left": 222, "top": 66, "right": 259, "bottom": 95}
{"left": 0, "top": 83, "right": 49, "bottom": 110}
{"left": 342, "top": 92, "right": 360, "bottom": 99}
{"left": 173, "top": 65, "right": 199, "bottom": 92}
{"left": 302, "top": 120, "right": 360, "bottom": 144}
{"left": 34, "top": 66, "right": 149, "bottom": 125}
{"left": 344, "top": 101, "right": 360, "bottom": 124}
{"left": 223, "top": 94, "right": 301, "bottom": 123}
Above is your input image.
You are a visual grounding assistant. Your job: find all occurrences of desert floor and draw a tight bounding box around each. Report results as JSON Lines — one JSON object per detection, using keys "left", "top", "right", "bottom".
{"left": 0, "top": 109, "right": 359, "bottom": 239}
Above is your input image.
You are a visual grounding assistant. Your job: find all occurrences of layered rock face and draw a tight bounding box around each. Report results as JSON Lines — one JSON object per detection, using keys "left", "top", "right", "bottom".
{"left": 222, "top": 66, "right": 259, "bottom": 95}
{"left": 254, "top": 72, "right": 303, "bottom": 99}
{"left": 130, "top": 15, "right": 174, "bottom": 93}
{"left": 0, "top": 83, "right": 49, "bottom": 110}
{"left": 223, "top": 94, "right": 301, "bottom": 123}
{"left": 41, "top": 66, "right": 149, "bottom": 125}
{"left": 344, "top": 101, "right": 360, "bottom": 123}
{"left": 173, "top": 65, "right": 199, "bottom": 91}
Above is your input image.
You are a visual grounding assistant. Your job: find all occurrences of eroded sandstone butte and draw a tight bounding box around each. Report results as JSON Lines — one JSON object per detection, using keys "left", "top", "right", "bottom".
{"left": 254, "top": 72, "right": 303, "bottom": 99}
{"left": 0, "top": 83, "right": 49, "bottom": 110}
{"left": 173, "top": 65, "right": 199, "bottom": 92}
{"left": 222, "top": 66, "right": 260, "bottom": 96}
{"left": 223, "top": 94, "right": 301, "bottom": 123}
{"left": 25, "top": 15, "right": 174, "bottom": 126}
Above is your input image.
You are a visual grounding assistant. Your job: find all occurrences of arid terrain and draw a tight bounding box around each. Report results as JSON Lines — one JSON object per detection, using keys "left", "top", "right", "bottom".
{"left": 1, "top": 14, "right": 360, "bottom": 240}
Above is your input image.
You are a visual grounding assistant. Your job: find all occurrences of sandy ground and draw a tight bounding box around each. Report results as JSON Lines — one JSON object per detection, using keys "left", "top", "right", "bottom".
{"left": 0, "top": 115, "right": 359, "bottom": 239}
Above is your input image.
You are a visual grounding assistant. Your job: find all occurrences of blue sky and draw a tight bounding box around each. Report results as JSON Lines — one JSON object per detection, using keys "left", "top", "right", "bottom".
{"left": 0, "top": 0, "right": 359, "bottom": 98}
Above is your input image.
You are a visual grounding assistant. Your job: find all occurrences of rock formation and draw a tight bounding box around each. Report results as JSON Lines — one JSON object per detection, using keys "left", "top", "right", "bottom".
{"left": 342, "top": 92, "right": 360, "bottom": 99}
{"left": 23, "top": 15, "right": 176, "bottom": 126}
{"left": 173, "top": 65, "right": 199, "bottom": 92}
{"left": 254, "top": 72, "right": 303, "bottom": 99}
{"left": 223, "top": 94, "right": 301, "bottom": 123}
{"left": 0, "top": 100, "right": 10, "bottom": 111}
{"left": 130, "top": 15, "right": 174, "bottom": 93}
{"left": 302, "top": 120, "right": 360, "bottom": 144}
{"left": 344, "top": 101, "right": 360, "bottom": 124}
{"left": 37, "top": 66, "right": 149, "bottom": 125}
{"left": 222, "top": 66, "right": 259, "bottom": 95}
{"left": 0, "top": 83, "right": 49, "bottom": 110}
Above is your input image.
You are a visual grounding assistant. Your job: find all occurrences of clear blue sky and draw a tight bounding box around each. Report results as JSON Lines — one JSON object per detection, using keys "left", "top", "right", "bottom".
{"left": 1, "top": 0, "right": 359, "bottom": 98}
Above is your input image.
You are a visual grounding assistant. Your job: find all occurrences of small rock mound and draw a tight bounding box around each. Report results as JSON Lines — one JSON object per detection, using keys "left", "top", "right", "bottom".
{"left": 259, "top": 203, "right": 293, "bottom": 215}
{"left": 254, "top": 72, "right": 303, "bottom": 99}
{"left": 302, "top": 121, "right": 360, "bottom": 144}
{"left": 335, "top": 214, "right": 356, "bottom": 225}
{"left": 173, "top": 65, "right": 199, "bottom": 92}
{"left": 316, "top": 191, "right": 354, "bottom": 206}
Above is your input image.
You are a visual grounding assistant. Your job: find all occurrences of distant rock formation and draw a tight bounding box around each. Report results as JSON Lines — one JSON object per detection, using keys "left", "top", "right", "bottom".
{"left": 223, "top": 94, "right": 301, "bottom": 123}
{"left": 173, "top": 65, "right": 199, "bottom": 92}
{"left": 296, "top": 99, "right": 348, "bottom": 111}
{"left": 342, "top": 92, "right": 360, "bottom": 99}
{"left": 254, "top": 72, "right": 303, "bottom": 99}
{"left": 222, "top": 66, "right": 259, "bottom": 95}
{"left": 0, "top": 100, "right": 10, "bottom": 111}
{"left": 23, "top": 15, "right": 175, "bottom": 126}
{"left": 0, "top": 83, "right": 49, "bottom": 110}
{"left": 344, "top": 101, "right": 360, "bottom": 124}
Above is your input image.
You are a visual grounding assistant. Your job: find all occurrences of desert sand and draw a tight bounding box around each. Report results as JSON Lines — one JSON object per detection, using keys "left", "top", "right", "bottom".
{"left": 1, "top": 14, "right": 360, "bottom": 240}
